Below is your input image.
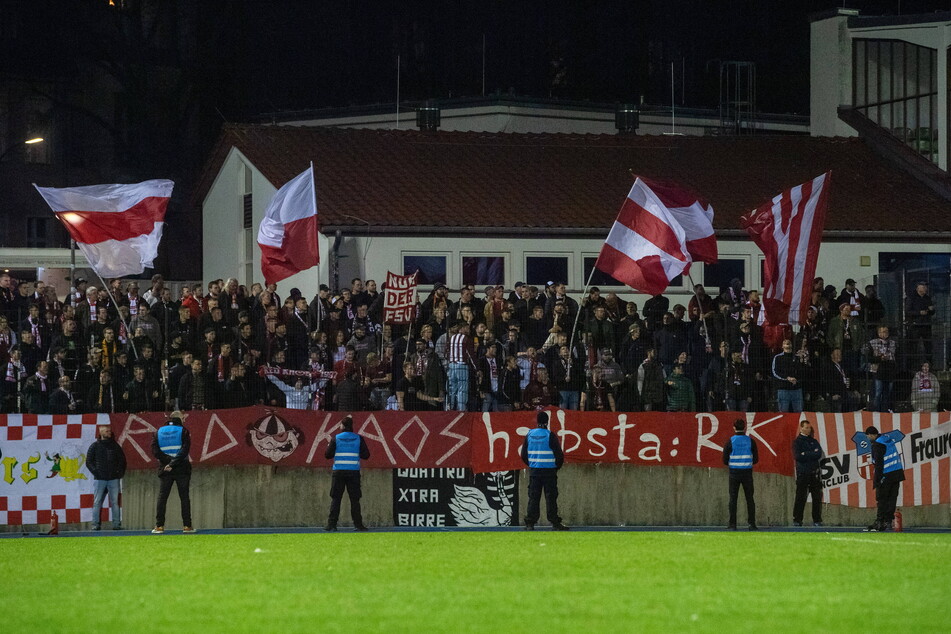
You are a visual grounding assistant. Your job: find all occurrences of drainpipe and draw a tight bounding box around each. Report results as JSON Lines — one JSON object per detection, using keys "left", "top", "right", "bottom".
{"left": 332, "top": 230, "right": 343, "bottom": 291}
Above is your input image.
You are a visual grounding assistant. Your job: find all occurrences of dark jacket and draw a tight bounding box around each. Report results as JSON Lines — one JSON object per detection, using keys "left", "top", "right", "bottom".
{"left": 792, "top": 433, "right": 823, "bottom": 478}
{"left": 771, "top": 352, "right": 803, "bottom": 391}
{"left": 86, "top": 437, "right": 127, "bottom": 480}
{"left": 324, "top": 433, "right": 371, "bottom": 463}
{"left": 871, "top": 437, "right": 906, "bottom": 488}
{"left": 722, "top": 433, "right": 760, "bottom": 469}
{"left": 150, "top": 421, "right": 191, "bottom": 473}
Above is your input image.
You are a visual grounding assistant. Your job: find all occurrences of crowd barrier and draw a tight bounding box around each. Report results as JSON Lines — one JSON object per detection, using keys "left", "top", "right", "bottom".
{"left": 1, "top": 409, "right": 949, "bottom": 529}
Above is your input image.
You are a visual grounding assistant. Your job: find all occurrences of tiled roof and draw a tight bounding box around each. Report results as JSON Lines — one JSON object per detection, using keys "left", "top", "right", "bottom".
{"left": 193, "top": 124, "right": 951, "bottom": 236}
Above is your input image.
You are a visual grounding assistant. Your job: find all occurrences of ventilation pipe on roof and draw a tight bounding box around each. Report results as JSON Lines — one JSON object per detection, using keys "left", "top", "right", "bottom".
{"left": 416, "top": 100, "right": 441, "bottom": 132}
{"left": 615, "top": 104, "right": 639, "bottom": 135}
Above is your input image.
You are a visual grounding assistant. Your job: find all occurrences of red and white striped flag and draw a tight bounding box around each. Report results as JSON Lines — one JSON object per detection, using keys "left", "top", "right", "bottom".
{"left": 258, "top": 165, "right": 319, "bottom": 286}
{"left": 741, "top": 172, "right": 830, "bottom": 325}
{"left": 595, "top": 177, "right": 717, "bottom": 295}
{"left": 35, "top": 180, "right": 173, "bottom": 278}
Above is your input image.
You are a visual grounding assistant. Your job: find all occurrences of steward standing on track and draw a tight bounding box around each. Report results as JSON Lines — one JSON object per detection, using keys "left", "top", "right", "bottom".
{"left": 150, "top": 410, "right": 195, "bottom": 534}
{"left": 863, "top": 425, "right": 905, "bottom": 532}
{"left": 324, "top": 416, "right": 370, "bottom": 532}
{"left": 722, "top": 418, "right": 759, "bottom": 530}
{"left": 792, "top": 420, "right": 824, "bottom": 527}
{"left": 520, "top": 410, "right": 569, "bottom": 531}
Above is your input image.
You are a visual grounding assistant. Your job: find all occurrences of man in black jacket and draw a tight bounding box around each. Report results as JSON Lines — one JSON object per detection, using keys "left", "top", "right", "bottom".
{"left": 86, "top": 424, "right": 127, "bottom": 530}
{"left": 150, "top": 411, "right": 194, "bottom": 534}
{"left": 771, "top": 339, "right": 804, "bottom": 413}
{"left": 792, "top": 420, "right": 824, "bottom": 527}
{"left": 520, "top": 410, "right": 568, "bottom": 531}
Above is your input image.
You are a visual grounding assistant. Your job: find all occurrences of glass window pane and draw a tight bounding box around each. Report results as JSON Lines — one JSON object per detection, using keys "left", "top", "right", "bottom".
{"left": 703, "top": 259, "right": 745, "bottom": 292}
{"left": 867, "top": 41, "right": 880, "bottom": 104}
{"left": 854, "top": 41, "right": 867, "bottom": 106}
{"left": 403, "top": 255, "right": 447, "bottom": 286}
{"left": 525, "top": 256, "right": 568, "bottom": 287}
{"left": 462, "top": 256, "right": 504, "bottom": 287}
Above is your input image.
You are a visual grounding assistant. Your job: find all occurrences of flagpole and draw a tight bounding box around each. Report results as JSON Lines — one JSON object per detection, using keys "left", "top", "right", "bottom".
{"left": 311, "top": 161, "right": 322, "bottom": 334}
{"left": 686, "top": 271, "right": 713, "bottom": 347}
{"left": 567, "top": 267, "right": 598, "bottom": 366}
{"left": 95, "top": 273, "right": 138, "bottom": 359}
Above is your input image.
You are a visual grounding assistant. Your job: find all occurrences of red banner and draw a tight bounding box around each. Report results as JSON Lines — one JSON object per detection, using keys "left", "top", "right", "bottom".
{"left": 469, "top": 410, "right": 799, "bottom": 474}
{"left": 115, "top": 408, "right": 471, "bottom": 470}
{"left": 383, "top": 270, "right": 418, "bottom": 324}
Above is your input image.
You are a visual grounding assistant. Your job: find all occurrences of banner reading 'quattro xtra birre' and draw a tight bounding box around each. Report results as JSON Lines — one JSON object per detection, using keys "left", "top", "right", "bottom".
{"left": 2, "top": 409, "right": 949, "bottom": 525}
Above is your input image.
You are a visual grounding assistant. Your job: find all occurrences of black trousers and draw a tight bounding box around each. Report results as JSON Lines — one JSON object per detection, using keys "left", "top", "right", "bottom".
{"left": 328, "top": 470, "right": 363, "bottom": 527}
{"left": 525, "top": 471, "right": 561, "bottom": 525}
{"left": 728, "top": 470, "right": 756, "bottom": 526}
{"left": 793, "top": 472, "right": 823, "bottom": 523}
{"left": 156, "top": 470, "right": 192, "bottom": 526}
{"left": 875, "top": 480, "right": 901, "bottom": 526}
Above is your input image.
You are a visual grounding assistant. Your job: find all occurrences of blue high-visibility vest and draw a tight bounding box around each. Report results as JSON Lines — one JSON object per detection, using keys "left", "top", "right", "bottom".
{"left": 877, "top": 436, "right": 904, "bottom": 474}
{"left": 333, "top": 431, "right": 362, "bottom": 471}
{"left": 157, "top": 425, "right": 184, "bottom": 457}
{"left": 527, "top": 428, "right": 556, "bottom": 468}
{"left": 729, "top": 434, "right": 753, "bottom": 469}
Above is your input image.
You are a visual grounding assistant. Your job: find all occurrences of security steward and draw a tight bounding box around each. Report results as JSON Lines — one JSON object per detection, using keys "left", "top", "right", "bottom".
{"left": 722, "top": 418, "right": 759, "bottom": 530}
{"left": 864, "top": 425, "right": 905, "bottom": 532}
{"left": 324, "top": 416, "right": 370, "bottom": 532}
{"left": 150, "top": 410, "right": 195, "bottom": 534}
{"left": 520, "top": 410, "right": 569, "bottom": 531}
{"left": 792, "top": 420, "right": 824, "bottom": 527}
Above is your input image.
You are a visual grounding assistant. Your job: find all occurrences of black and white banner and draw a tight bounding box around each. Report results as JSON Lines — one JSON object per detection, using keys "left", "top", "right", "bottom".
{"left": 393, "top": 468, "right": 519, "bottom": 527}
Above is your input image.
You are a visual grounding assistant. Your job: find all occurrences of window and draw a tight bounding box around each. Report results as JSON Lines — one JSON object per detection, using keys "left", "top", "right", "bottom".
{"left": 462, "top": 255, "right": 505, "bottom": 287}
{"left": 242, "top": 193, "right": 252, "bottom": 229}
{"left": 583, "top": 256, "right": 682, "bottom": 289}
{"left": 703, "top": 258, "right": 746, "bottom": 292}
{"left": 525, "top": 255, "right": 568, "bottom": 287}
{"left": 404, "top": 254, "right": 447, "bottom": 285}
{"left": 26, "top": 217, "right": 50, "bottom": 248}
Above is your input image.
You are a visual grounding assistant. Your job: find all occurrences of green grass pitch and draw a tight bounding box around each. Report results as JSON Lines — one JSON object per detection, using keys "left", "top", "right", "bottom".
{"left": 2, "top": 532, "right": 949, "bottom": 632}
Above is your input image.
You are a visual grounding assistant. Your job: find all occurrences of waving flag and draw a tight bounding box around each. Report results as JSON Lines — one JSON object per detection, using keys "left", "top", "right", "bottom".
{"left": 35, "top": 180, "right": 173, "bottom": 278}
{"left": 595, "top": 177, "right": 717, "bottom": 295}
{"left": 741, "top": 172, "right": 830, "bottom": 325}
{"left": 258, "top": 165, "right": 319, "bottom": 286}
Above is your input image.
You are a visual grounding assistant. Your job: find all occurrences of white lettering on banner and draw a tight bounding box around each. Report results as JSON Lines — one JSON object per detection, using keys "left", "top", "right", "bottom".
{"left": 820, "top": 453, "right": 853, "bottom": 488}
{"left": 587, "top": 428, "right": 608, "bottom": 457}
{"left": 748, "top": 413, "right": 782, "bottom": 457}
{"left": 397, "top": 468, "right": 468, "bottom": 478}
{"left": 638, "top": 433, "right": 662, "bottom": 462}
{"left": 910, "top": 421, "right": 951, "bottom": 465}
{"left": 555, "top": 410, "right": 582, "bottom": 452}
{"left": 696, "top": 413, "right": 722, "bottom": 462}
{"left": 358, "top": 414, "right": 396, "bottom": 465}
{"left": 614, "top": 415, "right": 635, "bottom": 460}
{"left": 397, "top": 513, "right": 446, "bottom": 527}
{"left": 200, "top": 413, "right": 239, "bottom": 462}
{"left": 117, "top": 413, "right": 158, "bottom": 463}
{"left": 305, "top": 414, "right": 339, "bottom": 464}
{"left": 482, "top": 412, "right": 510, "bottom": 463}
{"left": 398, "top": 488, "right": 440, "bottom": 503}
{"left": 393, "top": 416, "right": 431, "bottom": 462}
{"left": 435, "top": 413, "right": 469, "bottom": 466}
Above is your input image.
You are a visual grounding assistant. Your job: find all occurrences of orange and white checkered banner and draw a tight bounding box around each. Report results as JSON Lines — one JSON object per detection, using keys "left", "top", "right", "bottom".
{"left": 805, "top": 412, "right": 951, "bottom": 508}
{"left": 0, "top": 414, "right": 106, "bottom": 526}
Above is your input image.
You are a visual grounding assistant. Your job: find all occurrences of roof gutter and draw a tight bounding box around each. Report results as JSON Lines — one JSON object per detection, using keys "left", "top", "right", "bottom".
{"left": 322, "top": 224, "right": 951, "bottom": 242}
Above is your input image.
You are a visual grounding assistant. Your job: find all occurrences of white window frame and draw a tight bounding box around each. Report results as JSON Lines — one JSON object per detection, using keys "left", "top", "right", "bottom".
{"left": 523, "top": 251, "right": 574, "bottom": 288}
{"left": 460, "top": 251, "right": 509, "bottom": 289}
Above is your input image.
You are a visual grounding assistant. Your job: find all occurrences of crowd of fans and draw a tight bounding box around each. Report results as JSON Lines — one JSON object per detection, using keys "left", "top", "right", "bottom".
{"left": 0, "top": 270, "right": 943, "bottom": 415}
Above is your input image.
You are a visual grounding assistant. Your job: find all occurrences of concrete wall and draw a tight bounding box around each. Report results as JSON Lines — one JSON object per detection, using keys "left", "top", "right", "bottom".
{"left": 5, "top": 464, "right": 939, "bottom": 533}
{"left": 811, "top": 10, "right": 859, "bottom": 138}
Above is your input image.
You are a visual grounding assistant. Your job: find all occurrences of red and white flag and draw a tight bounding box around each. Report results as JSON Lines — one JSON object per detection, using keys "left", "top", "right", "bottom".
{"left": 383, "top": 271, "right": 418, "bottom": 324}
{"left": 258, "top": 165, "right": 319, "bottom": 286}
{"left": 595, "top": 177, "right": 717, "bottom": 295}
{"left": 741, "top": 172, "right": 830, "bottom": 325}
{"left": 34, "top": 180, "right": 173, "bottom": 278}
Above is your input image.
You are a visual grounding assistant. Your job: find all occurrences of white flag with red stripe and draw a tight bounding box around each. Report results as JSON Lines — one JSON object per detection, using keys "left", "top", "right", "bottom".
{"left": 595, "top": 177, "right": 717, "bottom": 295}
{"left": 34, "top": 180, "right": 173, "bottom": 278}
{"left": 741, "top": 172, "right": 830, "bottom": 325}
{"left": 257, "top": 165, "right": 319, "bottom": 286}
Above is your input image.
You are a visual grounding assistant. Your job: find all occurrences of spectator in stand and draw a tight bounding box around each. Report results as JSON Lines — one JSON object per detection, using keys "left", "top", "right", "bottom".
{"left": 827, "top": 303, "right": 864, "bottom": 375}
{"left": 906, "top": 281, "right": 935, "bottom": 367}
{"left": 168, "top": 352, "right": 193, "bottom": 409}
{"left": 130, "top": 302, "right": 162, "bottom": 352}
{"left": 551, "top": 345, "right": 584, "bottom": 410}
{"left": 124, "top": 364, "right": 159, "bottom": 413}
{"left": 522, "top": 366, "right": 555, "bottom": 410}
{"left": 335, "top": 370, "right": 364, "bottom": 411}
{"left": 863, "top": 285, "right": 885, "bottom": 334}
{"left": 653, "top": 312, "right": 687, "bottom": 374}
{"left": 596, "top": 348, "right": 624, "bottom": 394}
{"left": 688, "top": 284, "right": 715, "bottom": 322}
{"left": 365, "top": 352, "right": 392, "bottom": 410}
{"left": 638, "top": 348, "right": 666, "bottom": 412}
{"left": 911, "top": 361, "right": 940, "bottom": 412}
{"left": 446, "top": 323, "right": 474, "bottom": 411}
{"left": 665, "top": 362, "right": 694, "bottom": 412}
{"left": 836, "top": 278, "right": 863, "bottom": 319}
{"left": 179, "top": 358, "right": 212, "bottom": 410}
{"left": 866, "top": 325, "right": 898, "bottom": 412}
{"left": 642, "top": 293, "right": 669, "bottom": 333}
{"left": 581, "top": 366, "right": 615, "bottom": 412}
{"left": 49, "top": 376, "right": 79, "bottom": 415}
{"left": 394, "top": 362, "right": 426, "bottom": 411}
{"left": 586, "top": 305, "right": 616, "bottom": 355}
{"left": 619, "top": 324, "right": 648, "bottom": 376}
{"left": 265, "top": 373, "right": 316, "bottom": 410}
{"left": 23, "top": 360, "right": 52, "bottom": 414}
{"left": 772, "top": 338, "right": 804, "bottom": 413}
{"left": 719, "top": 279, "right": 747, "bottom": 318}
{"left": 819, "top": 348, "right": 854, "bottom": 413}
{"left": 20, "top": 303, "right": 49, "bottom": 358}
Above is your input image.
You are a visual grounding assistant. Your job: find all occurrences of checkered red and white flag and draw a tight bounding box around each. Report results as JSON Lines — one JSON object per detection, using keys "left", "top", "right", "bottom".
{"left": 0, "top": 414, "right": 109, "bottom": 526}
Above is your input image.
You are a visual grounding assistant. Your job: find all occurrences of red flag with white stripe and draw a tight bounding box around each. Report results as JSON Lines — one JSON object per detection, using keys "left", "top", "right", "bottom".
{"left": 595, "top": 177, "right": 717, "bottom": 295}
{"left": 34, "top": 180, "right": 173, "bottom": 278}
{"left": 741, "top": 172, "right": 830, "bottom": 325}
{"left": 257, "top": 165, "right": 319, "bottom": 286}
